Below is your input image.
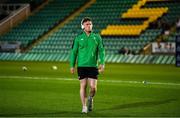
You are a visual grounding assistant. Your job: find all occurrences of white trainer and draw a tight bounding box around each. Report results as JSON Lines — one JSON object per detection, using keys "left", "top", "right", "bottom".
{"left": 81, "top": 106, "right": 88, "bottom": 113}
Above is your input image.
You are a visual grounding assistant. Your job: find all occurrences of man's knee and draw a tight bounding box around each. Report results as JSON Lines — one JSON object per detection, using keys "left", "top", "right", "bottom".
{"left": 90, "top": 85, "right": 96, "bottom": 92}
{"left": 80, "top": 84, "right": 87, "bottom": 90}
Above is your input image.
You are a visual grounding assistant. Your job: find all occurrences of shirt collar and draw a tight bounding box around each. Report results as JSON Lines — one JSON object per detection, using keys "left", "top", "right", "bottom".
{"left": 83, "top": 31, "right": 93, "bottom": 37}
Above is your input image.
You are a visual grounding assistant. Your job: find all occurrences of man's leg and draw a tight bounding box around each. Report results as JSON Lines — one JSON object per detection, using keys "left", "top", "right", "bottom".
{"left": 88, "top": 78, "right": 97, "bottom": 97}
{"left": 80, "top": 78, "right": 88, "bottom": 113}
{"left": 88, "top": 78, "right": 97, "bottom": 111}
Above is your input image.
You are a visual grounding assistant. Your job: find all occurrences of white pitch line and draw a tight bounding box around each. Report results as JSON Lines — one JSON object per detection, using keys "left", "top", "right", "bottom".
{"left": 100, "top": 80, "right": 180, "bottom": 86}
{"left": 0, "top": 75, "right": 180, "bottom": 86}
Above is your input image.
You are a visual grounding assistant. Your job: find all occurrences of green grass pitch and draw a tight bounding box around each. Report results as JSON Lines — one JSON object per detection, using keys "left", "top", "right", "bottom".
{"left": 0, "top": 61, "right": 180, "bottom": 117}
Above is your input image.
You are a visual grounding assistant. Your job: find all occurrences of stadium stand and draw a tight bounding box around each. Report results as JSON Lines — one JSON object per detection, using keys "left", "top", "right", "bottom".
{"left": 0, "top": 0, "right": 178, "bottom": 64}
{"left": 3, "top": 0, "right": 45, "bottom": 10}
{"left": 101, "top": 0, "right": 168, "bottom": 36}
{"left": 0, "top": 0, "right": 88, "bottom": 48}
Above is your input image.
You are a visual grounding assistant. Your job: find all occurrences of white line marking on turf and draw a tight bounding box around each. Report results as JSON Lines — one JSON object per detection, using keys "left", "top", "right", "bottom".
{"left": 0, "top": 75, "right": 180, "bottom": 86}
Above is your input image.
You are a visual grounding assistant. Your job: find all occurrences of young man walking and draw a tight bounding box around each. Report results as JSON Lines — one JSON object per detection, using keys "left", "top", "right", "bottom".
{"left": 70, "top": 17, "right": 105, "bottom": 113}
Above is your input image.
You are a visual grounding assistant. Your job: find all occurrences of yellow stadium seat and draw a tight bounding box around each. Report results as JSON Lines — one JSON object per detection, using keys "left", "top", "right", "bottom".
{"left": 101, "top": 0, "right": 168, "bottom": 36}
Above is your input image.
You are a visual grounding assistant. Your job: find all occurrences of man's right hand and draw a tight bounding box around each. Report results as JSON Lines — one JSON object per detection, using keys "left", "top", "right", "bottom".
{"left": 70, "top": 67, "right": 75, "bottom": 74}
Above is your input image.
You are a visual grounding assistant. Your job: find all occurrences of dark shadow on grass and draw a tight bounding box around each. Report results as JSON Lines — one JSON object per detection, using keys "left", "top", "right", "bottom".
{"left": 0, "top": 111, "right": 80, "bottom": 117}
{"left": 0, "top": 99, "right": 177, "bottom": 117}
{"left": 0, "top": 110, "right": 104, "bottom": 117}
{"left": 98, "top": 98, "right": 177, "bottom": 111}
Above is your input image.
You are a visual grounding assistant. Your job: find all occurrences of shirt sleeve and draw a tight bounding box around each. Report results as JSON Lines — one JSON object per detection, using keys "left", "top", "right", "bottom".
{"left": 98, "top": 34, "right": 105, "bottom": 65}
{"left": 70, "top": 37, "right": 78, "bottom": 68}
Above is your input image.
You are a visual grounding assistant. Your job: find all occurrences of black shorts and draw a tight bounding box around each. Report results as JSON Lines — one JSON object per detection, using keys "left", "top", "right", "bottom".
{"left": 77, "top": 67, "right": 99, "bottom": 80}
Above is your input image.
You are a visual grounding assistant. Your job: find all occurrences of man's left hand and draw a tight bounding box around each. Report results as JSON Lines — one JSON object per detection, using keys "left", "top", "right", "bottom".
{"left": 98, "top": 65, "right": 105, "bottom": 73}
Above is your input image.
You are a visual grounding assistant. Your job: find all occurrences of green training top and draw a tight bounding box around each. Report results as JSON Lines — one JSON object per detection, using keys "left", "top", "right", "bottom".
{"left": 70, "top": 31, "right": 105, "bottom": 68}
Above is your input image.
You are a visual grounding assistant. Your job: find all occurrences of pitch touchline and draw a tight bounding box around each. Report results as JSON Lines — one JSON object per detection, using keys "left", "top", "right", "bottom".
{"left": 0, "top": 75, "right": 180, "bottom": 86}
